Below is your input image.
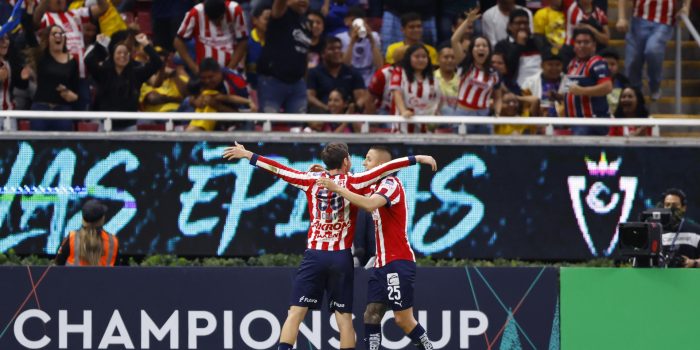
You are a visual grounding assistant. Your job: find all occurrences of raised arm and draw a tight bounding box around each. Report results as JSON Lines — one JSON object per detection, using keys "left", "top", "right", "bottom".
{"left": 452, "top": 8, "right": 480, "bottom": 65}
{"left": 223, "top": 142, "right": 317, "bottom": 190}
{"left": 318, "top": 177, "right": 387, "bottom": 211}
{"left": 349, "top": 155, "right": 437, "bottom": 191}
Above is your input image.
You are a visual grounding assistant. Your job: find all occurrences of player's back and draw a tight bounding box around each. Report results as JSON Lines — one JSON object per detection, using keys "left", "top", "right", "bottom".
{"left": 369, "top": 175, "right": 416, "bottom": 267}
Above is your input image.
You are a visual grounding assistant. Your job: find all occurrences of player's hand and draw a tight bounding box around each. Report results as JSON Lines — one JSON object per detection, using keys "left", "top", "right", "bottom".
{"left": 415, "top": 155, "right": 438, "bottom": 171}
{"left": 316, "top": 177, "right": 340, "bottom": 192}
{"left": 308, "top": 164, "right": 325, "bottom": 172}
{"left": 222, "top": 141, "right": 253, "bottom": 160}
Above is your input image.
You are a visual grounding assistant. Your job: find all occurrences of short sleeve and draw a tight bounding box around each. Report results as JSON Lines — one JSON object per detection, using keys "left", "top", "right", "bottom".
{"left": 351, "top": 67, "right": 365, "bottom": 90}
{"left": 177, "top": 8, "right": 198, "bottom": 39}
{"left": 368, "top": 69, "right": 386, "bottom": 96}
{"left": 375, "top": 177, "right": 401, "bottom": 208}
{"left": 389, "top": 69, "right": 402, "bottom": 91}
{"left": 231, "top": 3, "right": 249, "bottom": 40}
{"left": 591, "top": 59, "right": 611, "bottom": 83}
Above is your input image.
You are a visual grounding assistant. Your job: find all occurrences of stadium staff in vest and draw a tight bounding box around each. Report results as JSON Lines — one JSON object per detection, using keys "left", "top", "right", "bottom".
{"left": 55, "top": 199, "right": 119, "bottom": 266}
{"left": 659, "top": 188, "right": 700, "bottom": 268}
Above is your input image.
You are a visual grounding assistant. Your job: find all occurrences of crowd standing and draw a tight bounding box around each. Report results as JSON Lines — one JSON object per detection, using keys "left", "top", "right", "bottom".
{"left": 0, "top": 0, "right": 694, "bottom": 135}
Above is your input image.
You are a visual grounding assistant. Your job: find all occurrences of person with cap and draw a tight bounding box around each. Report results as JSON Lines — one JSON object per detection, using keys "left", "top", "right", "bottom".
{"left": 55, "top": 199, "right": 119, "bottom": 266}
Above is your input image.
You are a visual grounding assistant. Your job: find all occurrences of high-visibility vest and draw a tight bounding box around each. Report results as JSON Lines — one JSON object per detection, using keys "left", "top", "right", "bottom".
{"left": 66, "top": 230, "right": 119, "bottom": 266}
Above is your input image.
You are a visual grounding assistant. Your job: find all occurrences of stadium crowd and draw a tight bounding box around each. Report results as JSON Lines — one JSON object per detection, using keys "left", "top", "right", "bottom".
{"left": 0, "top": 0, "right": 694, "bottom": 134}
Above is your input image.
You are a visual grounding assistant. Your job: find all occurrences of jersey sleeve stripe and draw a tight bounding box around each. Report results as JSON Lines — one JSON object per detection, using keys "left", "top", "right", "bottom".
{"left": 350, "top": 156, "right": 416, "bottom": 190}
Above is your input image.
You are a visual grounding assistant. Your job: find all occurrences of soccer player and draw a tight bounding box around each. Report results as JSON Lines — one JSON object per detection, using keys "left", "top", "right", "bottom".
{"left": 317, "top": 145, "right": 434, "bottom": 350}
{"left": 222, "top": 142, "right": 437, "bottom": 350}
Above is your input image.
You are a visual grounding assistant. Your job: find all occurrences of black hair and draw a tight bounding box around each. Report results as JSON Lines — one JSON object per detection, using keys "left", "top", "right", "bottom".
{"left": 346, "top": 6, "right": 366, "bottom": 19}
{"left": 307, "top": 9, "right": 324, "bottom": 21}
{"left": 614, "top": 86, "right": 649, "bottom": 119}
{"left": 252, "top": 4, "right": 271, "bottom": 18}
{"left": 600, "top": 49, "right": 620, "bottom": 60}
{"left": 437, "top": 41, "right": 453, "bottom": 53}
{"left": 199, "top": 57, "right": 221, "bottom": 73}
{"left": 320, "top": 36, "right": 342, "bottom": 53}
{"left": 452, "top": 11, "right": 468, "bottom": 27}
{"left": 369, "top": 145, "right": 393, "bottom": 160}
{"left": 400, "top": 12, "right": 422, "bottom": 27}
{"left": 663, "top": 188, "right": 687, "bottom": 206}
{"left": 460, "top": 35, "right": 493, "bottom": 76}
{"left": 204, "top": 0, "right": 226, "bottom": 21}
{"left": 400, "top": 44, "right": 434, "bottom": 83}
{"left": 509, "top": 8, "right": 530, "bottom": 24}
{"left": 572, "top": 27, "right": 595, "bottom": 42}
{"left": 329, "top": 88, "right": 351, "bottom": 103}
{"left": 321, "top": 143, "right": 349, "bottom": 170}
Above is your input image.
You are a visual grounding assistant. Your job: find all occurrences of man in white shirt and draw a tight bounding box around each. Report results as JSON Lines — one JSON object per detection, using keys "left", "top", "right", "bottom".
{"left": 481, "top": 0, "right": 533, "bottom": 48}
{"left": 335, "top": 6, "right": 383, "bottom": 86}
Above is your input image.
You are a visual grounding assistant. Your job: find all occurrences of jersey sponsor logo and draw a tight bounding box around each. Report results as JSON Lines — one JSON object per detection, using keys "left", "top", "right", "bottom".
{"left": 310, "top": 221, "right": 350, "bottom": 232}
{"left": 329, "top": 301, "right": 345, "bottom": 309}
{"left": 299, "top": 296, "right": 318, "bottom": 304}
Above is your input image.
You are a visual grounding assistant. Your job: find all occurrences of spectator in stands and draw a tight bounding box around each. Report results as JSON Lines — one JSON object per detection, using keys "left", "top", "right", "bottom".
{"left": 495, "top": 91, "right": 537, "bottom": 134}
{"left": 439, "top": 0, "right": 475, "bottom": 43}
{"left": 450, "top": 11, "right": 475, "bottom": 60}
{"left": 68, "top": 0, "right": 127, "bottom": 38}
{"left": 321, "top": 0, "right": 359, "bottom": 36}
{"left": 481, "top": 0, "right": 533, "bottom": 49}
{"left": 140, "top": 47, "right": 189, "bottom": 113}
{"left": 380, "top": 0, "right": 437, "bottom": 53}
{"left": 187, "top": 58, "right": 255, "bottom": 131}
{"left": 34, "top": 0, "right": 109, "bottom": 110}
{"left": 616, "top": 0, "right": 688, "bottom": 100}
{"left": 609, "top": 86, "right": 651, "bottom": 136}
{"left": 494, "top": 9, "right": 542, "bottom": 87}
{"left": 451, "top": 7, "right": 479, "bottom": 65}
{"left": 26, "top": 24, "right": 79, "bottom": 131}
{"left": 174, "top": 0, "right": 248, "bottom": 75}
{"left": 257, "top": 0, "right": 311, "bottom": 114}
{"left": 368, "top": 45, "right": 407, "bottom": 116}
{"left": 385, "top": 13, "right": 438, "bottom": 66}
{"left": 561, "top": 0, "right": 609, "bottom": 65}
{"left": 307, "top": 36, "right": 367, "bottom": 113}
{"left": 391, "top": 44, "right": 441, "bottom": 132}
{"left": 151, "top": 0, "right": 195, "bottom": 51}
{"left": 491, "top": 51, "right": 521, "bottom": 94}
{"left": 520, "top": 50, "right": 564, "bottom": 117}
{"left": 336, "top": 6, "right": 382, "bottom": 86}
{"left": 561, "top": 28, "right": 612, "bottom": 135}
{"left": 304, "top": 88, "right": 357, "bottom": 132}
{"left": 307, "top": 10, "right": 325, "bottom": 69}
{"left": 85, "top": 33, "right": 162, "bottom": 130}
{"left": 0, "top": 34, "right": 23, "bottom": 111}
{"left": 55, "top": 199, "right": 119, "bottom": 266}
{"left": 456, "top": 36, "right": 502, "bottom": 134}
{"left": 601, "top": 49, "right": 629, "bottom": 113}
{"left": 532, "top": 0, "right": 565, "bottom": 54}
{"left": 246, "top": 5, "right": 271, "bottom": 92}
{"left": 435, "top": 43, "right": 460, "bottom": 116}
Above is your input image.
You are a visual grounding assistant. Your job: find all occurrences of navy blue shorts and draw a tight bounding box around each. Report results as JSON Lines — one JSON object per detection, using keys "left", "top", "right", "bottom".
{"left": 367, "top": 260, "right": 416, "bottom": 311}
{"left": 289, "top": 249, "right": 354, "bottom": 313}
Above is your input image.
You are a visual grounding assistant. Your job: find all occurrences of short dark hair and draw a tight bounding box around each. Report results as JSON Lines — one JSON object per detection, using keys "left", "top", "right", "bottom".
{"left": 346, "top": 6, "right": 366, "bottom": 19}
{"left": 321, "top": 36, "right": 342, "bottom": 53}
{"left": 663, "top": 188, "right": 687, "bottom": 206}
{"left": 204, "top": 0, "right": 226, "bottom": 21}
{"left": 600, "top": 49, "right": 620, "bottom": 60}
{"left": 321, "top": 143, "right": 349, "bottom": 170}
{"left": 308, "top": 9, "right": 324, "bottom": 21}
{"left": 572, "top": 27, "right": 595, "bottom": 42}
{"left": 400, "top": 12, "right": 422, "bottom": 27}
{"left": 509, "top": 9, "right": 530, "bottom": 24}
{"left": 199, "top": 58, "right": 221, "bottom": 73}
{"left": 252, "top": 4, "right": 271, "bottom": 18}
{"left": 369, "top": 145, "right": 393, "bottom": 160}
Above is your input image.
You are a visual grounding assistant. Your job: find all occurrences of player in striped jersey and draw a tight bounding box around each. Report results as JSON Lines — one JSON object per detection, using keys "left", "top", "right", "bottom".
{"left": 174, "top": 0, "right": 248, "bottom": 75}
{"left": 317, "top": 145, "right": 434, "bottom": 350}
{"left": 616, "top": 0, "right": 689, "bottom": 100}
{"left": 223, "top": 142, "right": 437, "bottom": 350}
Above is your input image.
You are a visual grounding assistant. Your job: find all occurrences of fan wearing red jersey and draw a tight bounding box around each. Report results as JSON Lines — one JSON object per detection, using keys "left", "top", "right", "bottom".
{"left": 174, "top": 0, "right": 248, "bottom": 75}
{"left": 317, "top": 145, "right": 435, "bottom": 350}
{"left": 223, "top": 142, "right": 437, "bottom": 350}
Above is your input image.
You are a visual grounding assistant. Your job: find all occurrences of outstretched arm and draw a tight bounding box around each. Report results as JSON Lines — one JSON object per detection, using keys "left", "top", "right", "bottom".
{"left": 223, "top": 142, "right": 317, "bottom": 190}
{"left": 318, "top": 177, "right": 387, "bottom": 211}
{"left": 349, "top": 155, "right": 437, "bottom": 191}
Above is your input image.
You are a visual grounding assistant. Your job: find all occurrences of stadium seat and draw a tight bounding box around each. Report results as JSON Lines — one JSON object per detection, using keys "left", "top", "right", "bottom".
{"left": 137, "top": 123, "right": 166, "bottom": 131}
{"left": 18, "top": 120, "right": 30, "bottom": 131}
{"left": 77, "top": 121, "right": 100, "bottom": 132}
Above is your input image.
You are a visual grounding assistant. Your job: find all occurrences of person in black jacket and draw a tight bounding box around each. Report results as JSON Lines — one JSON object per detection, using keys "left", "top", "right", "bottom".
{"left": 85, "top": 32, "right": 162, "bottom": 130}
{"left": 494, "top": 9, "right": 542, "bottom": 90}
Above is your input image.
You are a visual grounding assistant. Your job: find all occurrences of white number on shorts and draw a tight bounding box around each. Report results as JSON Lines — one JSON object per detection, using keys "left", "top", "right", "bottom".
{"left": 387, "top": 286, "right": 402, "bottom": 301}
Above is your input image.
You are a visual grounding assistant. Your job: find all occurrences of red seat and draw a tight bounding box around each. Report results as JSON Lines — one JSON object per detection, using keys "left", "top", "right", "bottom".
{"left": 18, "top": 120, "right": 30, "bottom": 131}
{"left": 435, "top": 128, "right": 455, "bottom": 134}
{"left": 137, "top": 123, "right": 166, "bottom": 131}
{"left": 77, "top": 121, "right": 100, "bottom": 132}
{"left": 553, "top": 129, "right": 573, "bottom": 136}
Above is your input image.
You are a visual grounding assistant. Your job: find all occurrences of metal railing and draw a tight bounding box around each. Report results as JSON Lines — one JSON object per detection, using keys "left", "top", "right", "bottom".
{"left": 1, "top": 110, "right": 700, "bottom": 136}
{"left": 676, "top": 14, "right": 700, "bottom": 114}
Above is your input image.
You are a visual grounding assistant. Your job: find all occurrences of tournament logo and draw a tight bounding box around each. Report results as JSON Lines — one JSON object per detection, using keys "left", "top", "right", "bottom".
{"left": 567, "top": 152, "right": 638, "bottom": 256}
{"left": 387, "top": 273, "right": 400, "bottom": 286}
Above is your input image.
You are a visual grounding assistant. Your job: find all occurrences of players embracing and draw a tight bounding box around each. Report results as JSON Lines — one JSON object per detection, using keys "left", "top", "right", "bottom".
{"left": 223, "top": 142, "right": 436, "bottom": 350}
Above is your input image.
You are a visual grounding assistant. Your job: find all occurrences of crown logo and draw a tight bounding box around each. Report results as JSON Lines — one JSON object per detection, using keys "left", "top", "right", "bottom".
{"left": 585, "top": 152, "right": 621, "bottom": 176}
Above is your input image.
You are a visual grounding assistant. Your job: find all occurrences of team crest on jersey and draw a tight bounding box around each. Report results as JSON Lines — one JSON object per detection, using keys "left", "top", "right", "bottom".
{"left": 387, "top": 273, "right": 400, "bottom": 286}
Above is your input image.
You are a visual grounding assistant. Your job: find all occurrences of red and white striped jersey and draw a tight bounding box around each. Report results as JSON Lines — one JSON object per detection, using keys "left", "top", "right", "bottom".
{"left": 633, "top": 0, "right": 676, "bottom": 25}
{"left": 250, "top": 154, "right": 418, "bottom": 251}
{"left": 389, "top": 68, "right": 440, "bottom": 115}
{"left": 40, "top": 8, "right": 90, "bottom": 78}
{"left": 368, "top": 176, "right": 415, "bottom": 268}
{"left": 565, "top": 2, "right": 608, "bottom": 45}
{"left": 457, "top": 65, "right": 500, "bottom": 110}
{"left": 0, "top": 59, "right": 13, "bottom": 110}
{"left": 368, "top": 64, "right": 398, "bottom": 113}
{"left": 177, "top": 1, "right": 248, "bottom": 69}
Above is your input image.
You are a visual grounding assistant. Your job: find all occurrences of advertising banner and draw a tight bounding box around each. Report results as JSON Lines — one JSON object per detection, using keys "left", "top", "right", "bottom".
{"left": 0, "top": 266, "right": 558, "bottom": 350}
{"left": 560, "top": 268, "right": 699, "bottom": 350}
{"left": 0, "top": 139, "right": 696, "bottom": 259}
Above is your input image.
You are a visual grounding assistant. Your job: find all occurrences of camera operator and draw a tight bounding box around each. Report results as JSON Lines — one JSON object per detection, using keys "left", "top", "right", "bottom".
{"left": 659, "top": 188, "right": 700, "bottom": 268}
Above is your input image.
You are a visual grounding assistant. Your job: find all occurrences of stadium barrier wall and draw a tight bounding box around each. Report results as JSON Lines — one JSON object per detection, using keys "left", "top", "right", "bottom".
{"left": 0, "top": 266, "right": 559, "bottom": 350}
{"left": 1, "top": 138, "right": 699, "bottom": 260}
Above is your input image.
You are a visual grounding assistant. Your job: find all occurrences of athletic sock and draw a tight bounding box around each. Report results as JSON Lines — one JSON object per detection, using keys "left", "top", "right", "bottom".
{"left": 277, "top": 343, "right": 293, "bottom": 350}
{"left": 407, "top": 324, "right": 434, "bottom": 350}
{"left": 364, "top": 323, "right": 382, "bottom": 350}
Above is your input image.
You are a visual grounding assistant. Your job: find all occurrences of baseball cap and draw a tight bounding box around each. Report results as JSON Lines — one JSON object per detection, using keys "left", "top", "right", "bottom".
{"left": 82, "top": 199, "right": 108, "bottom": 223}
